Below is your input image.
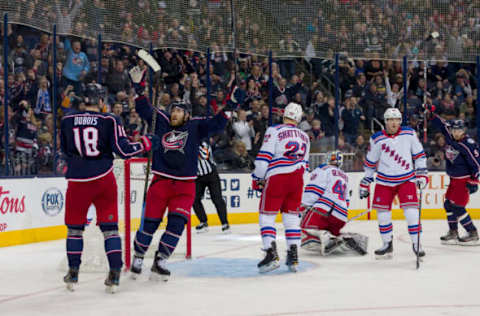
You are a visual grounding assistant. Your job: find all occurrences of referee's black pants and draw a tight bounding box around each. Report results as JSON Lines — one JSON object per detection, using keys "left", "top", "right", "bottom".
{"left": 193, "top": 170, "right": 228, "bottom": 225}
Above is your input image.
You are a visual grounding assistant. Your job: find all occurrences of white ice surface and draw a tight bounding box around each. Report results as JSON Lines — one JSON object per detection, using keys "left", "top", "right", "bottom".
{"left": 1, "top": 220, "right": 480, "bottom": 316}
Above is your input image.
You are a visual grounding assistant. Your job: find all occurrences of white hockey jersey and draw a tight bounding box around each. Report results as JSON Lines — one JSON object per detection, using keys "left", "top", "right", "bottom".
{"left": 364, "top": 127, "right": 427, "bottom": 186}
{"left": 252, "top": 124, "right": 310, "bottom": 180}
{"left": 302, "top": 164, "right": 350, "bottom": 222}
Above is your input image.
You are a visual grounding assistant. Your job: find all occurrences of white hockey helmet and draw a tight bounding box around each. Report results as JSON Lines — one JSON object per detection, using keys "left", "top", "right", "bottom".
{"left": 327, "top": 151, "right": 343, "bottom": 168}
{"left": 283, "top": 102, "right": 303, "bottom": 123}
{"left": 384, "top": 107, "right": 402, "bottom": 121}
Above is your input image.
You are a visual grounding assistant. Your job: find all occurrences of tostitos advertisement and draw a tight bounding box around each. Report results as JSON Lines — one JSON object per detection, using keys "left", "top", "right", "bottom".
{"left": 0, "top": 171, "right": 479, "bottom": 247}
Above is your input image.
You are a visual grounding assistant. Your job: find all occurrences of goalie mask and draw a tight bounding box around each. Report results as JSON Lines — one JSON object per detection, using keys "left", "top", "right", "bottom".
{"left": 327, "top": 151, "right": 343, "bottom": 168}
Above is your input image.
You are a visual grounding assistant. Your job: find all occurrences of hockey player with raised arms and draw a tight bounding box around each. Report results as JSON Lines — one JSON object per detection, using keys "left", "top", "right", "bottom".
{"left": 300, "top": 151, "right": 368, "bottom": 256}
{"left": 61, "top": 83, "right": 159, "bottom": 292}
{"left": 359, "top": 108, "right": 428, "bottom": 259}
{"left": 128, "top": 66, "right": 231, "bottom": 281}
{"left": 252, "top": 102, "right": 310, "bottom": 273}
{"left": 425, "top": 105, "right": 479, "bottom": 245}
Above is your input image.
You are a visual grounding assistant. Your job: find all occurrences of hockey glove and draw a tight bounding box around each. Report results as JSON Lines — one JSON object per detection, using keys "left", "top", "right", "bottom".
{"left": 467, "top": 177, "right": 479, "bottom": 194}
{"left": 129, "top": 66, "right": 147, "bottom": 95}
{"left": 252, "top": 179, "right": 265, "bottom": 191}
{"left": 359, "top": 177, "right": 373, "bottom": 199}
{"left": 422, "top": 103, "right": 436, "bottom": 120}
{"left": 415, "top": 168, "right": 429, "bottom": 190}
{"left": 467, "top": 182, "right": 478, "bottom": 194}
{"left": 141, "top": 134, "right": 160, "bottom": 152}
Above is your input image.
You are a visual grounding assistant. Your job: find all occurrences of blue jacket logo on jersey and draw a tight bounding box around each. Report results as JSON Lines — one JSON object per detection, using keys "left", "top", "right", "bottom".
{"left": 162, "top": 131, "right": 189, "bottom": 153}
{"left": 446, "top": 146, "right": 459, "bottom": 163}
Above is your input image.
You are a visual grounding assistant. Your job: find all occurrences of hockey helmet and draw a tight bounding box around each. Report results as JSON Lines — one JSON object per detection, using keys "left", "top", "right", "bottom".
{"left": 168, "top": 102, "right": 192, "bottom": 114}
{"left": 451, "top": 119, "right": 466, "bottom": 130}
{"left": 283, "top": 102, "right": 303, "bottom": 123}
{"left": 83, "top": 83, "right": 105, "bottom": 106}
{"left": 327, "top": 151, "right": 343, "bottom": 168}
{"left": 383, "top": 107, "right": 402, "bottom": 121}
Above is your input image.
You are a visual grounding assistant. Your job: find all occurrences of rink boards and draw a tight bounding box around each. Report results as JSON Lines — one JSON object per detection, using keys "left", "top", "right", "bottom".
{"left": 1, "top": 171, "right": 479, "bottom": 247}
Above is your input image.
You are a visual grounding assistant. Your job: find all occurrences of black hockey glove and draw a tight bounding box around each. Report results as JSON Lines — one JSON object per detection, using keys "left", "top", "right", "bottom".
{"left": 467, "top": 182, "right": 478, "bottom": 194}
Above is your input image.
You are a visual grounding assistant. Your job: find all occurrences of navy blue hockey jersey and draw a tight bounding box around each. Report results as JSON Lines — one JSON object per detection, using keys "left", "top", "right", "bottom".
{"left": 60, "top": 111, "right": 144, "bottom": 181}
{"left": 135, "top": 96, "right": 228, "bottom": 180}
{"left": 431, "top": 115, "right": 480, "bottom": 179}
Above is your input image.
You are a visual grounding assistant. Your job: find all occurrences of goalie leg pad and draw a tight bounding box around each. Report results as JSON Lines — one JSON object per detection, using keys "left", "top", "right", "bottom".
{"left": 301, "top": 229, "right": 322, "bottom": 252}
{"left": 341, "top": 233, "right": 369, "bottom": 256}
{"left": 66, "top": 225, "right": 85, "bottom": 269}
{"left": 100, "top": 223, "right": 123, "bottom": 270}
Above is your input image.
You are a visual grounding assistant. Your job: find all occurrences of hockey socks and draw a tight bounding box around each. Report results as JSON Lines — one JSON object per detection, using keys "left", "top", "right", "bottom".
{"left": 259, "top": 214, "right": 277, "bottom": 250}
{"left": 66, "top": 226, "right": 84, "bottom": 269}
{"left": 157, "top": 214, "right": 186, "bottom": 258}
{"left": 404, "top": 208, "right": 421, "bottom": 246}
{"left": 444, "top": 200, "right": 476, "bottom": 232}
{"left": 283, "top": 213, "right": 301, "bottom": 248}
{"left": 458, "top": 210, "right": 476, "bottom": 232}
{"left": 100, "top": 224, "right": 123, "bottom": 270}
{"left": 134, "top": 218, "right": 161, "bottom": 257}
{"left": 377, "top": 210, "right": 393, "bottom": 243}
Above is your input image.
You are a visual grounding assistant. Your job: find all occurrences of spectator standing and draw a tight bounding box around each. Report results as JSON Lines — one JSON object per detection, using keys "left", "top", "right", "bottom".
{"left": 63, "top": 39, "right": 90, "bottom": 95}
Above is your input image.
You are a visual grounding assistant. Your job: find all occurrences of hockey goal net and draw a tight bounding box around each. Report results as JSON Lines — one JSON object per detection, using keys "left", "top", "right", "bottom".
{"left": 59, "top": 158, "right": 192, "bottom": 273}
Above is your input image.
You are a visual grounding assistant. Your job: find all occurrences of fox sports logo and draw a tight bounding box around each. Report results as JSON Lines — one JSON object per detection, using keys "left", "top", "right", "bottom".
{"left": 41, "top": 188, "right": 64, "bottom": 216}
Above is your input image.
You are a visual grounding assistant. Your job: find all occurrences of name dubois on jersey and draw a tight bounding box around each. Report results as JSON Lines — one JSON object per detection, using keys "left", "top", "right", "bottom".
{"left": 74, "top": 116, "right": 98, "bottom": 126}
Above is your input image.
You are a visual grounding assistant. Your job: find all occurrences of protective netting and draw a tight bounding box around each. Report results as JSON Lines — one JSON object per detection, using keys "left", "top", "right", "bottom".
{"left": 2, "top": 0, "right": 480, "bottom": 62}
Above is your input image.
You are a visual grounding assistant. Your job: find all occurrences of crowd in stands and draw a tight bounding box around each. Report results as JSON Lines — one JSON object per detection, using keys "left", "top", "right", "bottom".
{"left": 1, "top": 0, "right": 480, "bottom": 176}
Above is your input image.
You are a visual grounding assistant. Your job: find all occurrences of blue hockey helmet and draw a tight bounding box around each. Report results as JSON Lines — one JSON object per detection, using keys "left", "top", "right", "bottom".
{"left": 83, "top": 83, "right": 105, "bottom": 106}
{"left": 168, "top": 102, "right": 192, "bottom": 115}
{"left": 451, "top": 119, "right": 466, "bottom": 130}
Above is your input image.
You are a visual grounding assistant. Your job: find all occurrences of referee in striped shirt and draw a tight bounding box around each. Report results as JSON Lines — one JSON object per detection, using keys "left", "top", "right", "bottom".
{"left": 194, "top": 139, "right": 230, "bottom": 233}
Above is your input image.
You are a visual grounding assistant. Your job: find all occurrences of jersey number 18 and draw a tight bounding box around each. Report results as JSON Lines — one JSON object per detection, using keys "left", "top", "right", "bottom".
{"left": 73, "top": 127, "right": 100, "bottom": 157}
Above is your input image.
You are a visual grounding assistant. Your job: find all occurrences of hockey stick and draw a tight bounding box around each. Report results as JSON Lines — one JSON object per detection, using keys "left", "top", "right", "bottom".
{"left": 135, "top": 49, "right": 161, "bottom": 231}
{"left": 416, "top": 184, "right": 423, "bottom": 269}
{"left": 423, "top": 61, "right": 428, "bottom": 143}
{"left": 347, "top": 197, "right": 373, "bottom": 223}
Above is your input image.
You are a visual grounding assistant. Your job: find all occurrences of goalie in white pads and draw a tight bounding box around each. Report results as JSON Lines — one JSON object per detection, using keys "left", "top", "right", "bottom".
{"left": 300, "top": 151, "right": 368, "bottom": 256}
{"left": 359, "top": 108, "right": 428, "bottom": 259}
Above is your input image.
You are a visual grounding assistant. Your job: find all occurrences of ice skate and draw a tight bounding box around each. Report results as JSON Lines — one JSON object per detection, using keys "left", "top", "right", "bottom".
{"left": 412, "top": 244, "right": 426, "bottom": 258}
{"left": 130, "top": 255, "right": 144, "bottom": 279}
{"left": 440, "top": 229, "right": 459, "bottom": 245}
{"left": 63, "top": 267, "right": 79, "bottom": 292}
{"left": 150, "top": 251, "right": 171, "bottom": 282}
{"left": 286, "top": 245, "right": 299, "bottom": 272}
{"left": 221, "top": 223, "right": 231, "bottom": 234}
{"left": 374, "top": 241, "right": 393, "bottom": 259}
{"left": 104, "top": 269, "right": 120, "bottom": 294}
{"left": 458, "top": 230, "right": 479, "bottom": 246}
{"left": 195, "top": 222, "right": 209, "bottom": 233}
{"left": 258, "top": 241, "right": 280, "bottom": 273}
